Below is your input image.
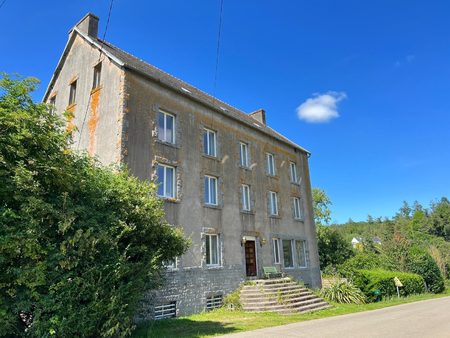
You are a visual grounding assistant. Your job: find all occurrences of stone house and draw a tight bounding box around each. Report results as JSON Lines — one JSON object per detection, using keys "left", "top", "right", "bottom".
{"left": 44, "top": 13, "right": 322, "bottom": 319}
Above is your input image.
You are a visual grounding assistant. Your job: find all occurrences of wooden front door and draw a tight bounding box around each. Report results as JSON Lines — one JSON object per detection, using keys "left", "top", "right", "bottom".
{"left": 245, "top": 240, "right": 257, "bottom": 277}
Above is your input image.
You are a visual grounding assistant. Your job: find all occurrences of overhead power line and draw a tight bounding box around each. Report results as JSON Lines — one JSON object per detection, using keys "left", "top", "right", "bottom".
{"left": 77, "top": 0, "right": 114, "bottom": 150}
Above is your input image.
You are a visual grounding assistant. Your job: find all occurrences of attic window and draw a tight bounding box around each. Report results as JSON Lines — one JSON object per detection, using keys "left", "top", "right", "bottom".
{"left": 219, "top": 106, "right": 228, "bottom": 112}
{"left": 93, "top": 63, "right": 102, "bottom": 89}
{"left": 181, "top": 87, "right": 191, "bottom": 94}
{"left": 69, "top": 81, "right": 77, "bottom": 106}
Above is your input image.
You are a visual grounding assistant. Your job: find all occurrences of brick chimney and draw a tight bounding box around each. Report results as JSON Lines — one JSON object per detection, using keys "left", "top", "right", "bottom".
{"left": 249, "top": 109, "right": 266, "bottom": 125}
{"left": 75, "top": 13, "right": 99, "bottom": 38}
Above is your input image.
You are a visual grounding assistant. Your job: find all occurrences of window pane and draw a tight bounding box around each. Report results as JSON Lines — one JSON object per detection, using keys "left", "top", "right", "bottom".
{"left": 274, "top": 239, "right": 280, "bottom": 264}
{"left": 211, "top": 235, "right": 218, "bottom": 265}
{"left": 158, "top": 112, "right": 165, "bottom": 141}
{"left": 204, "top": 177, "right": 210, "bottom": 203}
{"left": 296, "top": 240, "right": 307, "bottom": 267}
{"left": 157, "top": 165, "right": 165, "bottom": 196}
{"left": 203, "top": 130, "right": 209, "bottom": 154}
{"left": 206, "top": 235, "right": 211, "bottom": 265}
{"left": 210, "top": 178, "right": 217, "bottom": 204}
{"left": 209, "top": 131, "right": 216, "bottom": 156}
{"left": 166, "top": 167, "right": 174, "bottom": 197}
{"left": 166, "top": 114, "right": 174, "bottom": 143}
{"left": 283, "top": 240, "right": 293, "bottom": 268}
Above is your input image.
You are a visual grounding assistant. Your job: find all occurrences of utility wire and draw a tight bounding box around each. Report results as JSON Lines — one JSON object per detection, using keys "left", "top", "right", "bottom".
{"left": 77, "top": 0, "right": 114, "bottom": 150}
{"left": 212, "top": 0, "right": 224, "bottom": 99}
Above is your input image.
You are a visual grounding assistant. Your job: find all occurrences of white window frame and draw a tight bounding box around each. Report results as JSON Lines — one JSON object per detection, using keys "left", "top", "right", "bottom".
{"left": 203, "top": 128, "right": 217, "bottom": 157}
{"left": 241, "top": 184, "right": 251, "bottom": 211}
{"left": 157, "top": 164, "right": 176, "bottom": 199}
{"left": 204, "top": 175, "right": 218, "bottom": 206}
{"left": 293, "top": 197, "right": 303, "bottom": 220}
{"left": 282, "top": 239, "right": 295, "bottom": 269}
{"left": 266, "top": 153, "right": 276, "bottom": 176}
{"left": 273, "top": 238, "right": 281, "bottom": 264}
{"left": 205, "top": 234, "right": 220, "bottom": 267}
{"left": 239, "top": 142, "right": 249, "bottom": 167}
{"left": 158, "top": 110, "right": 176, "bottom": 144}
{"left": 296, "top": 240, "right": 308, "bottom": 268}
{"left": 269, "top": 191, "right": 278, "bottom": 216}
{"left": 290, "top": 162, "right": 299, "bottom": 183}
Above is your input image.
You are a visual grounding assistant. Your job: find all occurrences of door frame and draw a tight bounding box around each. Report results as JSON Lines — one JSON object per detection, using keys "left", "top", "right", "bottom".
{"left": 243, "top": 236, "right": 258, "bottom": 278}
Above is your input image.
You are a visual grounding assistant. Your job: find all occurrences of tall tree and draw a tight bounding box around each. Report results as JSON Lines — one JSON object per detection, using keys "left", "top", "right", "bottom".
{"left": 0, "top": 74, "right": 189, "bottom": 337}
{"left": 312, "top": 188, "right": 332, "bottom": 225}
{"left": 429, "top": 197, "right": 450, "bottom": 240}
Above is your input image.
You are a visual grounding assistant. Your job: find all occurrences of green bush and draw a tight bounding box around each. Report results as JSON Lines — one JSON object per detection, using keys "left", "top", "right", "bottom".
{"left": 0, "top": 75, "right": 189, "bottom": 337}
{"left": 223, "top": 288, "right": 242, "bottom": 310}
{"left": 320, "top": 281, "right": 366, "bottom": 304}
{"left": 351, "top": 269, "right": 425, "bottom": 301}
{"left": 406, "top": 249, "right": 445, "bottom": 293}
{"left": 338, "top": 252, "right": 385, "bottom": 278}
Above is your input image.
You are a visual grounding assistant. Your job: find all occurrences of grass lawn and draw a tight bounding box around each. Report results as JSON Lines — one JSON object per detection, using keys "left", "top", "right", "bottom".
{"left": 132, "top": 290, "right": 450, "bottom": 338}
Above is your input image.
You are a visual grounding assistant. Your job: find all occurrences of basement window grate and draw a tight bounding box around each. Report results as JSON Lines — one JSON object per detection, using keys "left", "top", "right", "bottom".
{"left": 154, "top": 302, "right": 176, "bottom": 320}
{"left": 206, "top": 294, "right": 223, "bottom": 311}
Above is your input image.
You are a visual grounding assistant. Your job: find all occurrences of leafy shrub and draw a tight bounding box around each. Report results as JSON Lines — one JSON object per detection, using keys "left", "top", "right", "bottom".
{"left": 223, "top": 288, "right": 242, "bottom": 310}
{"left": 320, "top": 281, "right": 366, "bottom": 304}
{"left": 406, "top": 249, "right": 445, "bottom": 293}
{"left": 0, "top": 75, "right": 189, "bottom": 337}
{"left": 351, "top": 269, "right": 425, "bottom": 301}
{"left": 317, "top": 225, "right": 354, "bottom": 270}
{"left": 338, "top": 252, "right": 386, "bottom": 278}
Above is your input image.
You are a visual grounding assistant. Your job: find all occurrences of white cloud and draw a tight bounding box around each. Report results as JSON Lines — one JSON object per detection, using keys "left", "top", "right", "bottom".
{"left": 296, "top": 91, "right": 346, "bottom": 123}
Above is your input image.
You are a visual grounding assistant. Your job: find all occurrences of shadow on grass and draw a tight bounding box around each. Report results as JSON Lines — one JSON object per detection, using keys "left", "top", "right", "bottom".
{"left": 132, "top": 318, "right": 238, "bottom": 338}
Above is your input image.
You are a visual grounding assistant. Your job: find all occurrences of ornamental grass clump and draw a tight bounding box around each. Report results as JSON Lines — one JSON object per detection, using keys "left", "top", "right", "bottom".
{"left": 320, "top": 281, "right": 366, "bottom": 304}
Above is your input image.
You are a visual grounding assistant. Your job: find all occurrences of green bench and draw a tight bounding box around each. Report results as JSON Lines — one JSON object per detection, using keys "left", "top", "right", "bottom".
{"left": 263, "top": 266, "right": 283, "bottom": 279}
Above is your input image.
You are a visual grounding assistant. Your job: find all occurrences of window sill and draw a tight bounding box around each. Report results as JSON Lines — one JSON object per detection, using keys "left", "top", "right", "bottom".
{"left": 294, "top": 218, "right": 304, "bottom": 222}
{"left": 155, "top": 139, "right": 179, "bottom": 149}
{"left": 202, "top": 154, "right": 219, "bottom": 161}
{"left": 90, "top": 86, "right": 102, "bottom": 95}
{"left": 239, "top": 165, "right": 251, "bottom": 171}
{"left": 204, "top": 204, "right": 221, "bottom": 210}
{"left": 266, "top": 174, "right": 279, "bottom": 179}
{"left": 291, "top": 182, "right": 301, "bottom": 186}
{"left": 269, "top": 215, "right": 281, "bottom": 219}
{"left": 66, "top": 103, "right": 77, "bottom": 110}
{"left": 206, "top": 265, "right": 223, "bottom": 270}
{"left": 240, "top": 210, "right": 255, "bottom": 215}
{"left": 159, "top": 196, "right": 181, "bottom": 203}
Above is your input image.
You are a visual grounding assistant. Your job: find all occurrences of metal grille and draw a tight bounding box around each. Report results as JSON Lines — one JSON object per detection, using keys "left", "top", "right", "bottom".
{"left": 206, "top": 294, "right": 223, "bottom": 311}
{"left": 154, "top": 302, "right": 176, "bottom": 320}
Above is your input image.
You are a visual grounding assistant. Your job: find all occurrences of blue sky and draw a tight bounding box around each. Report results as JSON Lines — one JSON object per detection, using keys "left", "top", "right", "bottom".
{"left": 1, "top": 0, "right": 449, "bottom": 222}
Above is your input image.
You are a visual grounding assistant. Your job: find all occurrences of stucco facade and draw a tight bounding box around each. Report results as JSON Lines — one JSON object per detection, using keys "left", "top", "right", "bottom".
{"left": 44, "top": 13, "right": 322, "bottom": 318}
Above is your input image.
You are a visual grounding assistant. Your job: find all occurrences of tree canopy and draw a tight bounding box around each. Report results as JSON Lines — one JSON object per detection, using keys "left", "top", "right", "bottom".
{"left": 0, "top": 74, "right": 189, "bottom": 337}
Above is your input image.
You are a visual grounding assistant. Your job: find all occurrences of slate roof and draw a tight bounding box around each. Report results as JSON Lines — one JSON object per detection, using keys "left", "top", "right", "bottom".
{"left": 95, "top": 38, "right": 309, "bottom": 154}
{"left": 45, "top": 24, "right": 309, "bottom": 154}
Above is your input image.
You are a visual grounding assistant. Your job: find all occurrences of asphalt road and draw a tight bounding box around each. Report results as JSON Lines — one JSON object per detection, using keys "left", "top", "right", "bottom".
{"left": 221, "top": 297, "right": 450, "bottom": 338}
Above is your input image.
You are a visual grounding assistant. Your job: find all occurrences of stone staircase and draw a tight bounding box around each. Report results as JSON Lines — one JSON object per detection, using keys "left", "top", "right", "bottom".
{"left": 240, "top": 277, "right": 331, "bottom": 314}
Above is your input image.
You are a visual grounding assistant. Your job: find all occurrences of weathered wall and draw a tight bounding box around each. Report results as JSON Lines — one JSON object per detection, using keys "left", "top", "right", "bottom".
{"left": 47, "top": 33, "right": 125, "bottom": 165}
{"left": 124, "top": 70, "right": 321, "bottom": 316}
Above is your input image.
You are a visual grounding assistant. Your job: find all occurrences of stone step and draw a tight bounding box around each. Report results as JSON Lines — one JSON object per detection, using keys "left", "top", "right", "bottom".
{"left": 242, "top": 297, "right": 326, "bottom": 312}
{"left": 241, "top": 283, "right": 308, "bottom": 292}
{"left": 277, "top": 303, "right": 332, "bottom": 315}
{"left": 242, "top": 294, "right": 318, "bottom": 306}
{"left": 254, "top": 278, "right": 292, "bottom": 285}
{"left": 240, "top": 289, "right": 312, "bottom": 300}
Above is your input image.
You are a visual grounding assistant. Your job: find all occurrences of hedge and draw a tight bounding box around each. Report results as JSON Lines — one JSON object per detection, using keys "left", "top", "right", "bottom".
{"left": 352, "top": 269, "right": 425, "bottom": 301}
